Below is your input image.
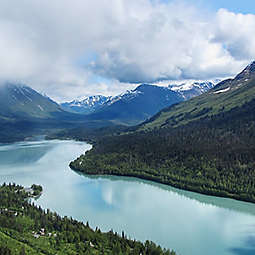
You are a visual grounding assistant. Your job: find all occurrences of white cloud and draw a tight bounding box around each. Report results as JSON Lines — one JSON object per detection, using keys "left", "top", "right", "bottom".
{"left": 0, "top": 1, "right": 254, "bottom": 101}
{"left": 213, "top": 9, "right": 255, "bottom": 60}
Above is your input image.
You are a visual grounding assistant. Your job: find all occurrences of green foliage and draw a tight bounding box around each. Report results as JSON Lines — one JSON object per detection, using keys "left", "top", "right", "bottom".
{"left": 31, "top": 185, "right": 43, "bottom": 196}
{"left": 0, "top": 183, "right": 174, "bottom": 255}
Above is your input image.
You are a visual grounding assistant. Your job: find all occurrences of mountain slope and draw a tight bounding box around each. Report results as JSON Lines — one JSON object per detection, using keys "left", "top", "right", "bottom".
{"left": 70, "top": 61, "right": 255, "bottom": 203}
{"left": 141, "top": 62, "right": 255, "bottom": 130}
{"left": 0, "top": 83, "right": 63, "bottom": 120}
{"left": 0, "top": 83, "right": 89, "bottom": 142}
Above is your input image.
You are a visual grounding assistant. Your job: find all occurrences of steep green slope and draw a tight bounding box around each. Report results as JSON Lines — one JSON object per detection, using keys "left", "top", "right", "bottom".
{"left": 0, "top": 183, "right": 175, "bottom": 255}
{"left": 141, "top": 62, "right": 255, "bottom": 130}
{"left": 70, "top": 62, "right": 255, "bottom": 203}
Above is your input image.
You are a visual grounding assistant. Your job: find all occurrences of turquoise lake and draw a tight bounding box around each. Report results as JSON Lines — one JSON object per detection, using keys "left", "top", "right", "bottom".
{"left": 0, "top": 139, "right": 255, "bottom": 255}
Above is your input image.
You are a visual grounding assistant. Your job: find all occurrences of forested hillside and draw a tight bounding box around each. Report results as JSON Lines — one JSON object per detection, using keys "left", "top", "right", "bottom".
{"left": 0, "top": 183, "right": 175, "bottom": 255}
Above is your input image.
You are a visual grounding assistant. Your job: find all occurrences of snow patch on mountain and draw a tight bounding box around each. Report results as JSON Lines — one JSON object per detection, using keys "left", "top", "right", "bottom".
{"left": 166, "top": 80, "right": 218, "bottom": 99}
{"left": 64, "top": 95, "right": 110, "bottom": 108}
{"left": 213, "top": 87, "right": 230, "bottom": 94}
{"left": 168, "top": 80, "right": 217, "bottom": 91}
{"left": 60, "top": 95, "right": 112, "bottom": 114}
{"left": 105, "top": 90, "right": 143, "bottom": 106}
{"left": 37, "top": 105, "right": 44, "bottom": 111}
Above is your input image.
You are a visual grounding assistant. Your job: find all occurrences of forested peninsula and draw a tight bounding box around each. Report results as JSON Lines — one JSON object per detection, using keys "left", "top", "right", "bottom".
{"left": 0, "top": 183, "right": 175, "bottom": 255}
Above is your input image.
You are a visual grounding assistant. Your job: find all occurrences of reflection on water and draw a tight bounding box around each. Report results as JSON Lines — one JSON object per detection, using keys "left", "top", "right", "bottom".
{"left": 78, "top": 173, "right": 255, "bottom": 217}
{"left": 0, "top": 139, "right": 255, "bottom": 255}
{"left": 0, "top": 141, "right": 54, "bottom": 165}
{"left": 230, "top": 235, "right": 255, "bottom": 255}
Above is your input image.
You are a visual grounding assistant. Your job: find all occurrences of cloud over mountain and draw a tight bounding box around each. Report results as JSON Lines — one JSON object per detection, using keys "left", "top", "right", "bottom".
{"left": 0, "top": 0, "right": 254, "bottom": 100}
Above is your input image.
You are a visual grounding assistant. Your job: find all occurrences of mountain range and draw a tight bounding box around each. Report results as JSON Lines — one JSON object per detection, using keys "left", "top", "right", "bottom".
{"left": 0, "top": 77, "right": 217, "bottom": 142}
{"left": 0, "top": 79, "right": 216, "bottom": 142}
{"left": 61, "top": 81, "right": 215, "bottom": 125}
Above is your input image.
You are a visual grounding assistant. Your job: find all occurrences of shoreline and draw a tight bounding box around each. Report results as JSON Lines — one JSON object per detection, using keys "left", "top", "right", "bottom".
{"left": 70, "top": 164, "right": 255, "bottom": 205}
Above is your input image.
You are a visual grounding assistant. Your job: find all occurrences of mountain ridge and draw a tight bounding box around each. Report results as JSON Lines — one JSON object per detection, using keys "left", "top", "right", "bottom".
{"left": 84, "top": 84, "right": 184, "bottom": 125}
{"left": 0, "top": 82, "right": 62, "bottom": 120}
{"left": 61, "top": 81, "right": 215, "bottom": 125}
{"left": 61, "top": 95, "right": 111, "bottom": 114}
{"left": 140, "top": 62, "right": 255, "bottom": 131}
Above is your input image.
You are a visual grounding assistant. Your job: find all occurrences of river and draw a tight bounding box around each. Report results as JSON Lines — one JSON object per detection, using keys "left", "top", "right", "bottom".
{"left": 0, "top": 139, "right": 254, "bottom": 255}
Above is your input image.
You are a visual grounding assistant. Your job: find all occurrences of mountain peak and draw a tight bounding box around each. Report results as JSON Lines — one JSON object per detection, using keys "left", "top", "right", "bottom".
{"left": 0, "top": 83, "right": 62, "bottom": 119}
{"left": 247, "top": 60, "right": 255, "bottom": 69}
{"left": 135, "top": 84, "right": 157, "bottom": 91}
{"left": 60, "top": 95, "right": 111, "bottom": 114}
{"left": 235, "top": 60, "right": 255, "bottom": 80}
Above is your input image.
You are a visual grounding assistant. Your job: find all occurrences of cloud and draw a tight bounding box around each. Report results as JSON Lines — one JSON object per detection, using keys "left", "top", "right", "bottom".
{"left": 213, "top": 9, "right": 255, "bottom": 60}
{"left": 0, "top": 0, "right": 254, "bottom": 101}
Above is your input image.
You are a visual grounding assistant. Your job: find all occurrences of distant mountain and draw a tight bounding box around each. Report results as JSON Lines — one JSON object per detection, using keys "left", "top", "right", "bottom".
{"left": 61, "top": 95, "right": 111, "bottom": 114}
{"left": 168, "top": 81, "right": 215, "bottom": 100}
{"left": 62, "top": 81, "right": 215, "bottom": 125}
{"left": 141, "top": 62, "right": 255, "bottom": 130}
{"left": 0, "top": 82, "right": 62, "bottom": 120}
{"left": 0, "top": 82, "right": 88, "bottom": 142}
{"left": 85, "top": 84, "right": 184, "bottom": 125}
{"left": 0, "top": 79, "right": 217, "bottom": 142}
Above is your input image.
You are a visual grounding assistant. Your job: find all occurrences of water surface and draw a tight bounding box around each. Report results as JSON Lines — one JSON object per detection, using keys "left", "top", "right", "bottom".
{"left": 0, "top": 139, "right": 255, "bottom": 255}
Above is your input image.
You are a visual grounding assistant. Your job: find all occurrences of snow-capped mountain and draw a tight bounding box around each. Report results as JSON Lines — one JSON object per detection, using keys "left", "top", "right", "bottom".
{"left": 85, "top": 84, "right": 184, "bottom": 125}
{"left": 104, "top": 89, "right": 143, "bottom": 106}
{"left": 61, "top": 95, "right": 111, "bottom": 114}
{"left": 61, "top": 80, "right": 217, "bottom": 120}
{"left": 168, "top": 81, "right": 217, "bottom": 99}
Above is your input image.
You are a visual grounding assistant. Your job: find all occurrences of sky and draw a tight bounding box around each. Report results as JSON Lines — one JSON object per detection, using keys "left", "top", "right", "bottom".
{"left": 0, "top": 0, "right": 255, "bottom": 102}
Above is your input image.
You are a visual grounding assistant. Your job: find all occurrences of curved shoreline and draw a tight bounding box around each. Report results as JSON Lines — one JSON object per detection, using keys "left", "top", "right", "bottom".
{"left": 70, "top": 162, "right": 255, "bottom": 205}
